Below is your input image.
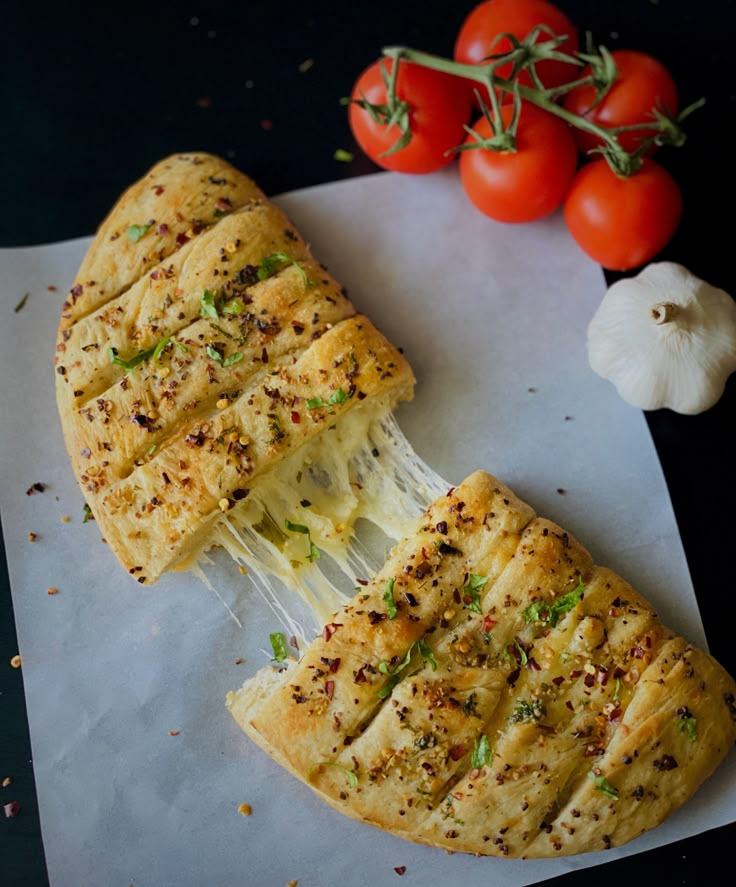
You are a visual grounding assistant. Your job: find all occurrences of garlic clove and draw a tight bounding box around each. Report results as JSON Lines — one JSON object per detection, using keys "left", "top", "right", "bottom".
{"left": 587, "top": 262, "right": 736, "bottom": 415}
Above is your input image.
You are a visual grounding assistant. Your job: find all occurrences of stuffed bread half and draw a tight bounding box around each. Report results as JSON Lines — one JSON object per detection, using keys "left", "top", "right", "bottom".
{"left": 54, "top": 154, "right": 437, "bottom": 613}
{"left": 227, "top": 469, "right": 736, "bottom": 858}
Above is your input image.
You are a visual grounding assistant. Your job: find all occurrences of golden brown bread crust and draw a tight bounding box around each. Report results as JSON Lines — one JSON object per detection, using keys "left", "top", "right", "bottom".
{"left": 227, "top": 470, "right": 736, "bottom": 858}
{"left": 55, "top": 154, "right": 415, "bottom": 583}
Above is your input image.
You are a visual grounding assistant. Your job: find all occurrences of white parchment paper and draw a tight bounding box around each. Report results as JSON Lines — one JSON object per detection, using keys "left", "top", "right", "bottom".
{"left": 1, "top": 168, "right": 734, "bottom": 887}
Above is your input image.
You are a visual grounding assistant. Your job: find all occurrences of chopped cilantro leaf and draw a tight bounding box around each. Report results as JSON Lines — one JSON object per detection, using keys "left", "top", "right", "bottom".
{"left": 508, "top": 699, "right": 545, "bottom": 724}
{"left": 679, "top": 715, "right": 697, "bottom": 742}
{"left": 222, "top": 352, "right": 244, "bottom": 367}
{"left": 522, "top": 580, "right": 585, "bottom": 628}
{"left": 589, "top": 771, "right": 618, "bottom": 800}
{"left": 82, "top": 503, "right": 93, "bottom": 523}
{"left": 417, "top": 637, "right": 437, "bottom": 672}
{"left": 285, "top": 519, "right": 321, "bottom": 563}
{"left": 257, "top": 252, "right": 308, "bottom": 286}
{"left": 269, "top": 632, "right": 288, "bottom": 662}
{"left": 127, "top": 223, "right": 152, "bottom": 243}
{"left": 306, "top": 388, "right": 351, "bottom": 410}
{"left": 471, "top": 734, "right": 493, "bottom": 769}
{"left": 200, "top": 288, "right": 219, "bottom": 319}
{"left": 384, "top": 577, "right": 397, "bottom": 619}
{"left": 307, "top": 762, "right": 358, "bottom": 788}
{"left": 462, "top": 573, "right": 488, "bottom": 614}
{"left": 109, "top": 345, "right": 156, "bottom": 372}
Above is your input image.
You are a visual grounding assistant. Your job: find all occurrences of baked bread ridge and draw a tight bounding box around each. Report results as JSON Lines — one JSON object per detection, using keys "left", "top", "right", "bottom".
{"left": 55, "top": 154, "right": 416, "bottom": 584}
{"left": 227, "top": 469, "right": 736, "bottom": 859}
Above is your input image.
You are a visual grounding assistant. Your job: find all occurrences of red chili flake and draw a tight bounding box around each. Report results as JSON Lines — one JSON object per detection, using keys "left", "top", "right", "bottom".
{"left": 355, "top": 578, "right": 368, "bottom": 586}
{"left": 483, "top": 615, "right": 497, "bottom": 633}
{"left": 323, "top": 623, "right": 343, "bottom": 642}
{"left": 196, "top": 96, "right": 213, "bottom": 109}
{"left": 47, "top": 285, "right": 57, "bottom": 292}
{"left": 552, "top": 675, "right": 565, "bottom": 686}
{"left": 394, "top": 866, "right": 407, "bottom": 876}
{"left": 153, "top": 185, "right": 165, "bottom": 196}
{"left": 157, "top": 222, "right": 169, "bottom": 235}
{"left": 291, "top": 410, "right": 301, "bottom": 424}
{"left": 176, "top": 232, "right": 190, "bottom": 246}
{"left": 70, "top": 283, "right": 83, "bottom": 298}
{"left": 26, "top": 482, "right": 46, "bottom": 495}
{"left": 449, "top": 744, "right": 466, "bottom": 761}
{"left": 215, "top": 197, "right": 232, "bottom": 213}
{"left": 325, "top": 680, "right": 335, "bottom": 700}
{"left": 260, "top": 119, "right": 273, "bottom": 131}
{"left": 3, "top": 801, "right": 21, "bottom": 819}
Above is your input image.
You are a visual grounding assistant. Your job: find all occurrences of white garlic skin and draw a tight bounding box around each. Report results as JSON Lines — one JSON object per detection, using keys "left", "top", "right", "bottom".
{"left": 587, "top": 262, "right": 736, "bottom": 415}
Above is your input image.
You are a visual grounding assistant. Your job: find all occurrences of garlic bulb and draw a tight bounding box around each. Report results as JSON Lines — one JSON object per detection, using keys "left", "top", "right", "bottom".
{"left": 587, "top": 262, "right": 736, "bottom": 415}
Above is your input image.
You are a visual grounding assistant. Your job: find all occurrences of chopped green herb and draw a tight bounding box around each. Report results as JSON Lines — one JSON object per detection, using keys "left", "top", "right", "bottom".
{"left": 14, "top": 292, "right": 29, "bottom": 313}
{"left": 82, "top": 503, "right": 93, "bottom": 523}
{"left": 503, "top": 640, "right": 528, "bottom": 667}
{"left": 269, "top": 631, "right": 288, "bottom": 662}
{"left": 589, "top": 771, "right": 618, "bottom": 800}
{"left": 462, "top": 573, "right": 488, "bottom": 614}
{"left": 206, "top": 343, "right": 243, "bottom": 367}
{"left": 463, "top": 692, "right": 480, "bottom": 718}
{"left": 222, "top": 352, "right": 244, "bottom": 367}
{"left": 285, "top": 519, "right": 320, "bottom": 563}
{"left": 306, "top": 388, "right": 351, "bottom": 410}
{"left": 613, "top": 677, "right": 622, "bottom": 701}
{"left": 307, "top": 762, "right": 358, "bottom": 788}
{"left": 417, "top": 637, "right": 437, "bottom": 672}
{"left": 147, "top": 443, "right": 157, "bottom": 455}
{"left": 152, "top": 336, "right": 170, "bottom": 361}
{"left": 127, "top": 223, "right": 152, "bottom": 243}
{"left": 109, "top": 345, "right": 156, "bottom": 371}
{"left": 471, "top": 734, "right": 493, "bottom": 769}
{"left": 522, "top": 580, "right": 585, "bottom": 628}
{"left": 257, "top": 252, "right": 308, "bottom": 286}
{"left": 200, "top": 288, "right": 219, "bottom": 319}
{"left": 679, "top": 715, "right": 697, "bottom": 743}
{"left": 508, "top": 699, "right": 545, "bottom": 724}
{"left": 383, "top": 578, "right": 397, "bottom": 619}
{"left": 174, "top": 339, "right": 189, "bottom": 353}
{"left": 334, "top": 148, "right": 354, "bottom": 162}
{"left": 222, "top": 296, "right": 245, "bottom": 315}
{"left": 377, "top": 673, "right": 402, "bottom": 700}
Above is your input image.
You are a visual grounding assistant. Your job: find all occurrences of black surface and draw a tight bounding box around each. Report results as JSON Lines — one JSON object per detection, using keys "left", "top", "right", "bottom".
{"left": 1, "top": 1, "right": 734, "bottom": 885}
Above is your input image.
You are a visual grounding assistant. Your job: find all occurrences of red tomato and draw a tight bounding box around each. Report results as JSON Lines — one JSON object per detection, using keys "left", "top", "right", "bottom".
{"left": 459, "top": 102, "right": 578, "bottom": 223}
{"left": 563, "top": 158, "right": 682, "bottom": 270}
{"left": 348, "top": 58, "right": 471, "bottom": 174}
{"left": 563, "top": 50, "right": 679, "bottom": 156}
{"left": 455, "top": 0, "right": 579, "bottom": 97}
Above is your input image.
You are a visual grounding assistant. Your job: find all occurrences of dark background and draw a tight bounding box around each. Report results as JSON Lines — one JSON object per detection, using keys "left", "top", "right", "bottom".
{"left": 1, "top": 1, "right": 734, "bottom": 884}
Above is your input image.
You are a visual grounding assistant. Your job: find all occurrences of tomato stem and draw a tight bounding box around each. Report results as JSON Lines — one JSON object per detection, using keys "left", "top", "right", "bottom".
{"left": 381, "top": 43, "right": 699, "bottom": 178}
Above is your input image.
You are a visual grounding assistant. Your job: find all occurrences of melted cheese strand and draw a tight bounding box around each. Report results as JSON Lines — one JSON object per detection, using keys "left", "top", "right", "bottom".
{"left": 196, "top": 398, "right": 449, "bottom": 637}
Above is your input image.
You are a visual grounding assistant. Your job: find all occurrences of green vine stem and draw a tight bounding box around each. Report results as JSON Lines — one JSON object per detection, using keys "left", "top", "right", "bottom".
{"left": 380, "top": 42, "right": 699, "bottom": 178}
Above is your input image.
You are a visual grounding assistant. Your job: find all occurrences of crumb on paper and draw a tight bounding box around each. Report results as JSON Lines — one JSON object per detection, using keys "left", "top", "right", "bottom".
{"left": 2, "top": 777, "right": 12, "bottom": 787}
{"left": 47, "top": 587, "right": 59, "bottom": 596}
{"left": 564, "top": 415, "right": 573, "bottom": 421}
{"left": 394, "top": 866, "right": 407, "bottom": 876}
{"left": 10, "top": 655, "right": 21, "bottom": 669}
{"left": 527, "top": 387, "right": 537, "bottom": 394}
{"left": 47, "top": 285, "right": 57, "bottom": 292}
{"left": 25, "top": 482, "right": 46, "bottom": 496}
{"left": 557, "top": 488, "right": 567, "bottom": 495}
{"left": 14, "top": 292, "right": 30, "bottom": 313}
{"left": 28, "top": 532, "right": 37, "bottom": 542}
{"left": 238, "top": 803, "right": 252, "bottom": 816}
{"left": 168, "top": 730, "right": 180, "bottom": 737}
{"left": 287, "top": 881, "right": 298, "bottom": 887}
{"left": 238, "top": 565, "right": 247, "bottom": 575}
{"left": 61, "top": 515, "right": 71, "bottom": 523}
{"left": 235, "top": 657, "right": 244, "bottom": 665}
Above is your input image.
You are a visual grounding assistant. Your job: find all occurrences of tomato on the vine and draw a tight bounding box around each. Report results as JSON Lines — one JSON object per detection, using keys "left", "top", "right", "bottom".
{"left": 347, "top": 58, "right": 471, "bottom": 174}
{"left": 455, "top": 0, "right": 579, "bottom": 92}
{"left": 459, "top": 102, "right": 578, "bottom": 224}
{"left": 563, "top": 50, "right": 679, "bottom": 157}
{"left": 563, "top": 158, "right": 682, "bottom": 270}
